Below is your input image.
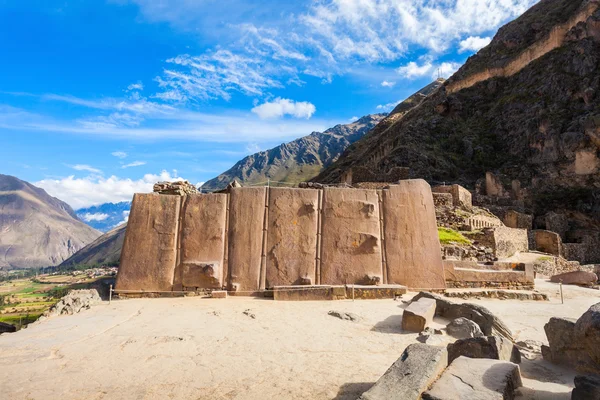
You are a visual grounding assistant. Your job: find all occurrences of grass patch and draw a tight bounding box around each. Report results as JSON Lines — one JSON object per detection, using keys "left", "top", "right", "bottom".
{"left": 0, "top": 312, "right": 43, "bottom": 326}
{"left": 438, "top": 227, "right": 472, "bottom": 245}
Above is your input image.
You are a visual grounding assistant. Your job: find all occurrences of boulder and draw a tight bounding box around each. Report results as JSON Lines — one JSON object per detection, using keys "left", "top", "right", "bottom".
{"left": 550, "top": 271, "right": 598, "bottom": 286}
{"left": 446, "top": 317, "right": 484, "bottom": 339}
{"left": 44, "top": 289, "right": 101, "bottom": 317}
{"left": 402, "top": 298, "right": 436, "bottom": 332}
{"left": 448, "top": 336, "right": 521, "bottom": 364}
{"left": 574, "top": 303, "right": 600, "bottom": 374}
{"left": 360, "top": 344, "right": 448, "bottom": 400}
{"left": 572, "top": 375, "right": 600, "bottom": 400}
{"left": 412, "top": 292, "right": 514, "bottom": 341}
{"left": 423, "top": 356, "right": 522, "bottom": 400}
{"left": 541, "top": 317, "right": 580, "bottom": 366}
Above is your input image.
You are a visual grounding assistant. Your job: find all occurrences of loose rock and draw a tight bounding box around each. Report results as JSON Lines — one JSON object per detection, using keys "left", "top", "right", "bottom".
{"left": 402, "top": 298, "right": 436, "bottom": 332}
{"left": 446, "top": 317, "right": 484, "bottom": 339}
{"left": 44, "top": 289, "right": 101, "bottom": 317}
{"left": 328, "top": 310, "right": 360, "bottom": 322}
{"left": 550, "top": 271, "right": 598, "bottom": 286}
{"left": 447, "top": 335, "right": 521, "bottom": 364}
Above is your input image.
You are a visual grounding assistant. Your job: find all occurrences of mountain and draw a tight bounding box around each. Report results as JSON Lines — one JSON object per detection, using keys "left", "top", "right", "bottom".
{"left": 201, "top": 114, "right": 386, "bottom": 191}
{"left": 76, "top": 202, "right": 131, "bottom": 232}
{"left": 0, "top": 174, "right": 101, "bottom": 269}
{"left": 60, "top": 224, "right": 126, "bottom": 267}
{"left": 315, "top": 0, "right": 600, "bottom": 209}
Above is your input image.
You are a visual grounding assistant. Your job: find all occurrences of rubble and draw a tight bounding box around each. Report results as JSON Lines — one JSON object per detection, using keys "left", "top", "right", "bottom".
{"left": 42, "top": 289, "right": 101, "bottom": 317}
{"left": 153, "top": 180, "right": 198, "bottom": 195}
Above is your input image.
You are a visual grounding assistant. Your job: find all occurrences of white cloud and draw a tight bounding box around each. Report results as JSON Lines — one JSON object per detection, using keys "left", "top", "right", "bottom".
{"left": 245, "top": 142, "right": 261, "bottom": 154}
{"left": 68, "top": 164, "right": 102, "bottom": 174}
{"left": 111, "top": 151, "right": 127, "bottom": 159}
{"left": 376, "top": 101, "right": 400, "bottom": 112}
{"left": 396, "top": 61, "right": 462, "bottom": 80}
{"left": 121, "top": 161, "right": 146, "bottom": 168}
{"left": 127, "top": 82, "right": 144, "bottom": 91}
{"left": 381, "top": 81, "right": 396, "bottom": 88}
{"left": 196, "top": 182, "right": 205, "bottom": 188}
{"left": 80, "top": 212, "right": 110, "bottom": 222}
{"left": 459, "top": 36, "right": 492, "bottom": 53}
{"left": 35, "top": 170, "right": 185, "bottom": 209}
{"left": 349, "top": 116, "right": 358, "bottom": 122}
{"left": 251, "top": 98, "right": 316, "bottom": 119}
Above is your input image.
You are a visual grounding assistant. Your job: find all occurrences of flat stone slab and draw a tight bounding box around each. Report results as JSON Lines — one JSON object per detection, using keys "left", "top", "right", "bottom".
{"left": 360, "top": 343, "right": 448, "bottom": 400}
{"left": 349, "top": 285, "right": 407, "bottom": 299}
{"left": 423, "top": 357, "right": 522, "bottom": 400}
{"left": 402, "top": 298, "right": 436, "bottom": 332}
{"left": 273, "top": 286, "right": 336, "bottom": 301}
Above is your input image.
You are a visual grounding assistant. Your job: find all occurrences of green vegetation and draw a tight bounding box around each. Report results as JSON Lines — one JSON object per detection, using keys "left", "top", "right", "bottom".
{"left": 438, "top": 227, "right": 472, "bottom": 245}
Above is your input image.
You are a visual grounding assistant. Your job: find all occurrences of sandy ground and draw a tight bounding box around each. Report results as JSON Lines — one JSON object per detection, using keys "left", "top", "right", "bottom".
{"left": 0, "top": 279, "right": 598, "bottom": 400}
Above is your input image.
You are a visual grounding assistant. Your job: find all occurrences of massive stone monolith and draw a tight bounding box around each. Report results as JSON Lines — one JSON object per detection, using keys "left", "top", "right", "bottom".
{"left": 383, "top": 180, "right": 446, "bottom": 289}
{"left": 227, "top": 187, "right": 266, "bottom": 293}
{"left": 116, "top": 193, "right": 181, "bottom": 291}
{"left": 265, "top": 188, "right": 319, "bottom": 287}
{"left": 320, "top": 188, "right": 383, "bottom": 285}
{"left": 176, "top": 194, "right": 228, "bottom": 290}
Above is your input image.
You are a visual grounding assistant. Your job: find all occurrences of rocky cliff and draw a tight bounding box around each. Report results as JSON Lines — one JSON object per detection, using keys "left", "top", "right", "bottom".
{"left": 0, "top": 174, "right": 101, "bottom": 268}
{"left": 201, "top": 114, "right": 386, "bottom": 191}
{"left": 315, "top": 0, "right": 600, "bottom": 231}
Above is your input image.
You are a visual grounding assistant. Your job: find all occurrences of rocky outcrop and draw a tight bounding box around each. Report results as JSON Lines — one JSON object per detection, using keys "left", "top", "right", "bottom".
{"left": 0, "top": 174, "right": 101, "bottom": 268}
{"left": 43, "top": 289, "right": 101, "bottom": 317}
{"left": 202, "top": 115, "right": 385, "bottom": 191}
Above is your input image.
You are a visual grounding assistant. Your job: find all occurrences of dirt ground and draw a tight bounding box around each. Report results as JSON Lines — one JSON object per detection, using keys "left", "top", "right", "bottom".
{"left": 0, "top": 279, "right": 598, "bottom": 400}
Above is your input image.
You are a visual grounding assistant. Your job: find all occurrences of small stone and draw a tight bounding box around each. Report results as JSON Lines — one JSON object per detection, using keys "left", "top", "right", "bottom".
{"left": 243, "top": 309, "right": 256, "bottom": 319}
{"left": 447, "top": 317, "right": 484, "bottom": 339}
{"left": 402, "top": 298, "right": 436, "bottom": 332}
{"left": 328, "top": 310, "right": 360, "bottom": 322}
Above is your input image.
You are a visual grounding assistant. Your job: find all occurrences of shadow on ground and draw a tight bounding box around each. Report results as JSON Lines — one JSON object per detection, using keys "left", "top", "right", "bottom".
{"left": 333, "top": 382, "right": 374, "bottom": 400}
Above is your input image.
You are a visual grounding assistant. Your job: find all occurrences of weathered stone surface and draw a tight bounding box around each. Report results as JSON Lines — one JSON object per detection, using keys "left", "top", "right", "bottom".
{"left": 533, "top": 230, "right": 563, "bottom": 256}
{"left": 572, "top": 375, "right": 600, "bottom": 400}
{"left": 265, "top": 188, "right": 319, "bottom": 287}
{"left": 383, "top": 180, "right": 445, "bottom": 289}
{"left": 178, "top": 194, "right": 228, "bottom": 290}
{"left": 328, "top": 310, "right": 360, "bottom": 322}
{"left": 227, "top": 187, "right": 266, "bottom": 293}
{"left": 574, "top": 302, "right": 600, "bottom": 374}
{"left": 153, "top": 180, "right": 198, "bottom": 195}
{"left": 423, "top": 356, "right": 522, "bottom": 400}
{"left": 0, "top": 322, "right": 16, "bottom": 334}
{"left": 360, "top": 343, "right": 448, "bottom": 400}
{"left": 402, "top": 297, "right": 436, "bottom": 332}
{"left": 413, "top": 292, "right": 514, "bottom": 341}
{"left": 491, "top": 227, "right": 529, "bottom": 259}
{"left": 447, "top": 317, "right": 484, "bottom": 339}
{"left": 541, "top": 317, "right": 579, "bottom": 365}
{"left": 273, "top": 286, "right": 335, "bottom": 301}
{"left": 211, "top": 290, "right": 227, "bottom": 299}
{"left": 44, "top": 289, "right": 101, "bottom": 317}
{"left": 116, "top": 193, "right": 181, "bottom": 292}
{"left": 320, "top": 188, "right": 383, "bottom": 285}
{"left": 550, "top": 270, "right": 598, "bottom": 286}
{"left": 447, "top": 336, "right": 521, "bottom": 364}
{"left": 486, "top": 172, "right": 505, "bottom": 197}
{"left": 444, "top": 267, "right": 533, "bottom": 286}
{"left": 503, "top": 210, "right": 533, "bottom": 231}
{"left": 432, "top": 184, "right": 472, "bottom": 208}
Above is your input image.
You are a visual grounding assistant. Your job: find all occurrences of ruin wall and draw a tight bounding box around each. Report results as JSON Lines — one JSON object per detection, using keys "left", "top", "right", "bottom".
{"left": 116, "top": 180, "right": 446, "bottom": 294}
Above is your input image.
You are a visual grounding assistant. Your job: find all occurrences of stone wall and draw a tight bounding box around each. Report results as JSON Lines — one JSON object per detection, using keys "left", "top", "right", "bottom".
{"left": 432, "top": 184, "right": 472, "bottom": 208}
{"left": 116, "top": 180, "right": 446, "bottom": 293}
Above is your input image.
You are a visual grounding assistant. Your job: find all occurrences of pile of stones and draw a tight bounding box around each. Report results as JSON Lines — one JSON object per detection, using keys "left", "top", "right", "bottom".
{"left": 153, "top": 180, "right": 198, "bottom": 196}
{"left": 41, "top": 289, "right": 101, "bottom": 318}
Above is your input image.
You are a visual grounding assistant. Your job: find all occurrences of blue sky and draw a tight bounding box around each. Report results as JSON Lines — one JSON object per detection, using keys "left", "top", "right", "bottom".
{"left": 0, "top": 0, "right": 538, "bottom": 209}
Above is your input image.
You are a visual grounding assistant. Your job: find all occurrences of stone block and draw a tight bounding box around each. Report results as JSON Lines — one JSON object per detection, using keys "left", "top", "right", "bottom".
{"left": 533, "top": 230, "right": 563, "bottom": 256}
{"left": 265, "top": 188, "right": 319, "bottom": 287}
{"left": 423, "top": 357, "right": 522, "bottom": 400}
{"left": 486, "top": 172, "right": 505, "bottom": 197}
{"left": 349, "top": 285, "right": 407, "bottom": 299}
{"left": 447, "top": 336, "right": 521, "bottom": 364}
{"left": 360, "top": 343, "right": 448, "bottom": 400}
{"left": 550, "top": 270, "right": 597, "bottom": 286}
{"left": 211, "top": 290, "right": 227, "bottom": 299}
{"left": 273, "top": 286, "right": 334, "bottom": 301}
{"left": 227, "top": 187, "right": 266, "bottom": 293}
{"left": 116, "top": 193, "right": 181, "bottom": 292}
{"left": 432, "top": 184, "right": 472, "bottom": 208}
{"left": 432, "top": 192, "right": 453, "bottom": 207}
{"left": 503, "top": 210, "right": 533, "bottom": 230}
{"left": 402, "top": 298, "right": 436, "bottom": 332}
{"left": 320, "top": 188, "right": 383, "bottom": 285}
{"left": 383, "top": 180, "right": 445, "bottom": 289}
{"left": 178, "top": 194, "right": 228, "bottom": 290}
{"left": 574, "top": 302, "right": 600, "bottom": 374}
{"left": 491, "top": 227, "right": 529, "bottom": 259}
{"left": 545, "top": 212, "right": 569, "bottom": 240}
